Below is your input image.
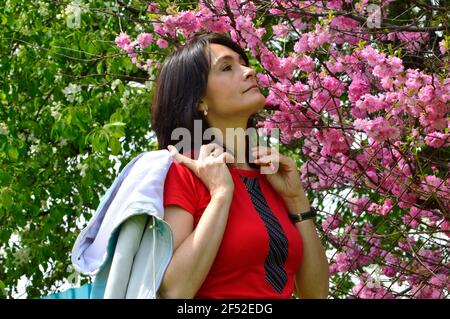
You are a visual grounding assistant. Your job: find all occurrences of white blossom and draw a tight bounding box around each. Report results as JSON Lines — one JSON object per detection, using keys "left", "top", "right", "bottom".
{"left": 76, "top": 162, "right": 89, "bottom": 177}
{"left": 62, "top": 83, "right": 82, "bottom": 102}
{"left": 0, "top": 122, "right": 8, "bottom": 135}
{"left": 111, "top": 79, "right": 122, "bottom": 91}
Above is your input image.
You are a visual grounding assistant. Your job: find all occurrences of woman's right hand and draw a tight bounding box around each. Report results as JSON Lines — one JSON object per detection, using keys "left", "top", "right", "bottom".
{"left": 167, "top": 144, "right": 235, "bottom": 197}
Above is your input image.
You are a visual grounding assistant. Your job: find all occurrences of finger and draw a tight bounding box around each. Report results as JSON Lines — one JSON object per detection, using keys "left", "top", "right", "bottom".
{"left": 211, "top": 147, "right": 224, "bottom": 157}
{"left": 199, "top": 143, "right": 219, "bottom": 160}
{"left": 254, "top": 154, "right": 280, "bottom": 174}
{"left": 251, "top": 146, "right": 278, "bottom": 158}
{"left": 254, "top": 153, "right": 278, "bottom": 165}
{"left": 215, "top": 151, "right": 235, "bottom": 164}
{"left": 256, "top": 154, "right": 295, "bottom": 172}
{"left": 168, "top": 145, "right": 196, "bottom": 170}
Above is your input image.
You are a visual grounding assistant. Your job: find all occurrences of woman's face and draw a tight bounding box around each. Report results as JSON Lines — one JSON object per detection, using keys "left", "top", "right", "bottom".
{"left": 201, "top": 44, "right": 266, "bottom": 121}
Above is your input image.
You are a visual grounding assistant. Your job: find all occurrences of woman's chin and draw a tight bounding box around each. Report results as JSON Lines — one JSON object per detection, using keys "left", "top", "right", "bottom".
{"left": 255, "top": 99, "right": 267, "bottom": 112}
{"left": 249, "top": 95, "right": 266, "bottom": 111}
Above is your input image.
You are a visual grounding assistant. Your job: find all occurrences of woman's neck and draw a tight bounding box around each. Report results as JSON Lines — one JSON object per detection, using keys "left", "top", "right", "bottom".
{"left": 208, "top": 129, "right": 250, "bottom": 168}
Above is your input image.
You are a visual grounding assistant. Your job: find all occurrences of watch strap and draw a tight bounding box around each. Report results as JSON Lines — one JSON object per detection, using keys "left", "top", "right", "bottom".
{"left": 288, "top": 207, "right": 317, "bottom": 223}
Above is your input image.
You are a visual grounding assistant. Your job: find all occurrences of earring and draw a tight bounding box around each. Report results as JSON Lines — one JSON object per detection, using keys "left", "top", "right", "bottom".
{"left": 203, "top": 109, "right": 208, "bottom": 116}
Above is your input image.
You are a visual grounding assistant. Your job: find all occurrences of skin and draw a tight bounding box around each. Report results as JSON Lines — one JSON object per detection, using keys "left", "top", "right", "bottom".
{"left": 160, "top": 43, "right": 329, "bottom": 299}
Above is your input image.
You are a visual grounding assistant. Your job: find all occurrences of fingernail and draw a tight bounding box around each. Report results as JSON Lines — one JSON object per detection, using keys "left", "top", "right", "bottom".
{"left": 270, "top": 162, "right": 275, "bottom": 171}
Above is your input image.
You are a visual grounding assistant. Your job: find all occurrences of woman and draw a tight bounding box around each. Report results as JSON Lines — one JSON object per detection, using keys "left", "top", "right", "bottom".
{"left": 151, "top": 32, "right": 329, "bottom": 299}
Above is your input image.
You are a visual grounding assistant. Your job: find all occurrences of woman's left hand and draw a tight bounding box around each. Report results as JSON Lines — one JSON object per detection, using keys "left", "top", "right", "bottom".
{"left": 252, "top": 146, "right": 306, "bottom": 200}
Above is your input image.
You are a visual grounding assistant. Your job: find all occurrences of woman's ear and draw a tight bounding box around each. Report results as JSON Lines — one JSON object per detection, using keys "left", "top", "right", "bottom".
{"left": 198, "top": 100, "right": 208, "bottom": 112}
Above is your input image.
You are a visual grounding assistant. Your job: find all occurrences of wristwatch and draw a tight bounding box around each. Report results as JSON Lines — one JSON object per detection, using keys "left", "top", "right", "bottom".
{"left": 288, "top": 207, "right": 317, "bottom": 223}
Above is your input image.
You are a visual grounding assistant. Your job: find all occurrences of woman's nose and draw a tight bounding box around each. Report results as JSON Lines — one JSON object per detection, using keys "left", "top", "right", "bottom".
{"left": 243, "top": 65, "right": 256, "bottom": 80}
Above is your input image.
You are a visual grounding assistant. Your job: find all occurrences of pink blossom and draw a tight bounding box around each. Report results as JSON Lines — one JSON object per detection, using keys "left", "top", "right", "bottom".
{"left": 348, "top": 73, "right": 371, "bottom": 102}
{"left": 293, "top": 55, "right": 315, "bottom": 72}
{"left": 269, "top": 8, "right": 283, "bottom": 15}
{"left": 156, "top": 38, "right": 169, "bottom": 48}
{"left": 329, "top": 263, "right": 339, "bottom": 275}
{"left": 256, "top": 73, "right": 272, "bottom": 87}
{"left": 349, "top": 197, "right": 371, "bottom": 215}
{"left": 412, "top": 274, "right": 448, "bottom": 298}
{"left": 326, "top": 0, "right": 343, "bottom": 10}
{"left": 353, "top": 117, "right": 400, "bottom": 143}
{"left": 322, "top": 214, "right": 342, "bottom": 231}
{"left": 176, "top": 11, "right": 201, "bottom": 36}
{"left": 310, "top": 90, "right": 341, "bottom": 116}
{"left": 272, "top": 23, "right": 289, "bottom": 37}
{"left": 195, "top": 6, "right": 230, "bottom": 32}
{"left": 425, "top": 132, "right": 449, "bottom": 148}
{"left": 381, "top": 199, "right": 394, "bottom": 214}
{"left": 294, "top": 34, "right": 310, "bottom": 53}
{"left": 288, "top": 81, "right": 310, "bottom": 102}
{"left": 322, "top": 76, "right": 346, "bottom": 97}
{"left": 355, "top": 94, "right": 389, "bottom": 114}
{"left": 335, "top": 252, "right": 352, "bottom": 272}
{"left": 352, "top": 278, "right": 394, "bottom": 299}
{"left": 392, "top": 31, "right": 429, "bottom": 51}
{"left": 372, "top": 56, "right": 404, "bottom": 78}
{"left": 330, "top": 16, "right": 359, "bottom": 30}
{"left": 382, "top": 266, "right": 397, "bottom": 277}
{"left": 350, "top": 105, "right": 368, "bottom": 118}
{"left": 279, "top": 56, "right": 297, "bottom": 79}
{"left": 402, "top": 206, "right": 427, "bottom": 229}
{"left": 292, "top": 20, "right": 307, "bottom": 30}
{"left": 115, "top": 32, "right": 132, "bottom": 51}
{"left": 147, "top": 3, "right": 158, "bottom": 13}
{"left": 418, "top": 85, "right": 435, "bottom": 103}
{"left": 439, "top": 39, "right": 447, "bottom": 54}
{"left": 359, "top": 46, "right": 385, "bottom": 67}
{"left": 440, "top": 220, "right": 450, "bottom": 238}
{"left": 421, "top": 175, "right": 449, "bottom": 198}
{"left": 137, "top": 33, "right": 153, "bottom": 49}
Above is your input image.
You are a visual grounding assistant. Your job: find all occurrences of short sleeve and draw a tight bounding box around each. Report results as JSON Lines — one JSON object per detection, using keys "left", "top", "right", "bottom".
{"left": 163, "top": 162, "right": 199, "bottom": 216}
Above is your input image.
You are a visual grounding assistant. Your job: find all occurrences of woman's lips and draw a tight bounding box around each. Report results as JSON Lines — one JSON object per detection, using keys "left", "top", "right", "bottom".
{"left": 243, "top": 85, "right": 258, "bottom": 93}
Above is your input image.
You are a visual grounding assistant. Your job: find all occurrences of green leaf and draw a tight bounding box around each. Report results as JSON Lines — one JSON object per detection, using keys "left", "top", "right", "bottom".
{"left": 0, "top": 280, "right": 5, "bottom": 297}
{"left": 92, "top": 131, "right": 109, "bottom": 152}
{"left": 96, "top": 60, "right": 104, "bottom": 74}
{"left": 7, "top": 145, "right": 18, "bottom": 161}
{"left": 109, "top": 137, "right": 121, "bottom": 155}
{"left": 0, "top": 188, "right": 13, "bottom": 210}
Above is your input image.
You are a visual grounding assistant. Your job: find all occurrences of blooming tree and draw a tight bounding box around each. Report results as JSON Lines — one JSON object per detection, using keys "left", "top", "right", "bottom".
{"left": 2, "top": 0, "right": 447, "bottom": 299}
{"left": 115, "top": 0, "right": 449, "bottom": 298}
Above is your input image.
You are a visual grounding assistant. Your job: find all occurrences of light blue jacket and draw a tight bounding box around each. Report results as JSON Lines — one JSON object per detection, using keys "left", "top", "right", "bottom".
{"left": 45, "top": 150, "right": 174, "bottom": 299}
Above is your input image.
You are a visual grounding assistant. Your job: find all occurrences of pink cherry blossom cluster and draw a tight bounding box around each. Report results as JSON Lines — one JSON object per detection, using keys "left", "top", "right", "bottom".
{"left": 115, "top": 1, "right": 449, "bottom": 298}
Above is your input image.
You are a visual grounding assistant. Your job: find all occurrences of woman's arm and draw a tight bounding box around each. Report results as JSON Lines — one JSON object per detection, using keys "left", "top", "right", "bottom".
{"left": 284, "top": 197, "right": 329, "bottom": 299}
{"left": 159, "top": 191, "right": 233, "bottom": 299}
{"left": 160, "top": 144, "right": 236, "bottom": 298}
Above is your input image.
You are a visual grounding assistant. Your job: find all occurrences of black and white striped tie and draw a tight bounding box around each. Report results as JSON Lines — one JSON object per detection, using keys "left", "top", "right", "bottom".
{"left": 241, "top": 176, "right": 288, "bottom": 293}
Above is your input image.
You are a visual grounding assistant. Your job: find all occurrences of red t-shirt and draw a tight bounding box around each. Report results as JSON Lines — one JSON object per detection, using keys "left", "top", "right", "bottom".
{"left": 163, "top": 161, "right": 303, "bottom": 299}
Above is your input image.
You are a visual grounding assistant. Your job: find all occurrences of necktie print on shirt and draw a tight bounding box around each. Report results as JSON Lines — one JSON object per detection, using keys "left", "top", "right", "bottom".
{"left": 241, "top": 176, "right": 289, "bottom": 293}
